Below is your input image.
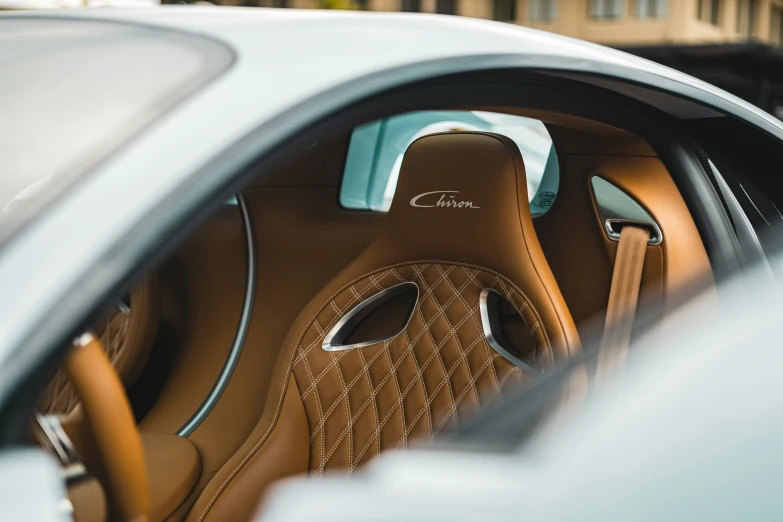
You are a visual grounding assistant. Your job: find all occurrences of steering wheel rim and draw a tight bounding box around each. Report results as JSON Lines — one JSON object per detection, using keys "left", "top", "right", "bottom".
{"left": 64, "top": 332, "right": 150, "bottom": 522}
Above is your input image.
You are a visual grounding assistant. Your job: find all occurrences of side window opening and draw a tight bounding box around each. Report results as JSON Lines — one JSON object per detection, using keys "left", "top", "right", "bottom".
{"left": 687, "top": 117, "right": 783, "bottom": 276}
{"left": 709, "top": 160, "right": 773, "bottom": 273}
{"left": 340, "top": 110, "right": 559, "bottom": 217}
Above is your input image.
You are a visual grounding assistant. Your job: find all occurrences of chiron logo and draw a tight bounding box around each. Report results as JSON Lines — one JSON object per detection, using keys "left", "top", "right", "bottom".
{"left": 409, "top": 191, "right": 480, "bottom": 209}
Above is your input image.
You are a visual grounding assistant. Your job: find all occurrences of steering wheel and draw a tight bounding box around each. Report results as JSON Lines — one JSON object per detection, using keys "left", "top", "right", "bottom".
{"left": 36, "top": 333, "right": 150, "bottom": 522}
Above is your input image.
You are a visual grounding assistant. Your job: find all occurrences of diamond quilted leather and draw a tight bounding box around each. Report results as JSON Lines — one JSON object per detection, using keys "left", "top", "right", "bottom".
{"left": 290, "top": 262, "right": 554, "bottom": 476}
{"left": 38, "top": 306, "right": 131, "bottom": 415}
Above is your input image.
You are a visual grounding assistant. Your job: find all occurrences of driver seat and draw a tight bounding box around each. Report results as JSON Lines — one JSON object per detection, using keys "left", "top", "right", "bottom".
{"left": 188, "top": 131, "right": 583, "bottom": 522}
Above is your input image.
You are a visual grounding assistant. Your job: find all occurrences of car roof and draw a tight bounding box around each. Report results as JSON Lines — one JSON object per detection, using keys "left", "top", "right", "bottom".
{"left": 5, "top": 6, "right": 782, "bottom": 136}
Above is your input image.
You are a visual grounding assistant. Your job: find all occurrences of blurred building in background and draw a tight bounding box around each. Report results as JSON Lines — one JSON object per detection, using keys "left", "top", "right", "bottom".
{"left": 205, "top": 0, "right": 783, "bottom": 117}
{"left": 0, "top": 0, "right": 159, "bottom": 7}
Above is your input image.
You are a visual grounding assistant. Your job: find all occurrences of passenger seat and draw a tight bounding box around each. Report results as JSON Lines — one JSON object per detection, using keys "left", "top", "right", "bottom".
{"left": 187, "top": 131, "right": 583, "bottom": 522}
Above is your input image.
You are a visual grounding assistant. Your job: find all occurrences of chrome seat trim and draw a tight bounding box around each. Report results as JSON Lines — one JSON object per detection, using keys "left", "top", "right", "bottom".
{"left": 322, "top": 282, "right": 419, "bottom": 352}
{"left": 479, "top": 289, "right": 539, "bottom": 376}
{"left": 591, "top": 176, "right": 663, "bottom": 245}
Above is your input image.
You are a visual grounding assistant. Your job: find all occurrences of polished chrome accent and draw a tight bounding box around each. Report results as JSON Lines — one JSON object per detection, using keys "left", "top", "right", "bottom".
{"left": 33, "top": 414, "right": 86, "bottom": 483}
{"left": 479, "top": 289, "right": 539, "bottom": 376}
{"left": 604, "top": 219, "right": 660, "bottom": 243}
{"left": 116, "top": 299, "right": 131, "bottom": 316}
{"left": 590, "top": 176, "right": 663, "bottom": 245}
{"left": 72, "top": 332, "right": 94, "bottom": 348}
{"left": 177, "top": 193, "right": 256, "bottom": 437}
{"left": 323, "top": 282, "right": 419, "bottom": 352}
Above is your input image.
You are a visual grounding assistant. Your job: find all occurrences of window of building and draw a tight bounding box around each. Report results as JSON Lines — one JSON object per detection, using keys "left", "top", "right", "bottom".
{"left": 317, "top": 0, "right": 366, "bottom": 7}
{"left": 711, "top": 0, "right": 721, "bottom": 24}
{"left": 529, "top": 0, "right": 556, "bottom": 22}
{"left": 774, "top": 6, "right": 783, "bottom": 47}
{"left": 590, "top": 0, "right": 623, "bottom": 20}
{"left": 635, "top": 0, "right": 666, "bottom": 18}
{"left": 401, "top": 0, "right": 421, "bottom": 11}
{"left": 493, "top": 0, "right": 516, "bottom": 21}
{"left": 340, "top": 110, "right": 560, "bottom": 217}
{"left": 244, "top": 0, "right": 287, "bottom": 5}
{"left": 436, "top": 0, "right": 456, "bottom": 14}
{"left": 736, "top": 0, "right": 758, "bottom": 37}
{"left": 697, "top": 0, "right": 722, "bottom": 25}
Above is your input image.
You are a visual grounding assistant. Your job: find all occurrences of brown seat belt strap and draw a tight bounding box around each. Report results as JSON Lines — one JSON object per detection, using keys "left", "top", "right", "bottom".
{"left": 595, "top": 225, "right": 651, "bottom": 384}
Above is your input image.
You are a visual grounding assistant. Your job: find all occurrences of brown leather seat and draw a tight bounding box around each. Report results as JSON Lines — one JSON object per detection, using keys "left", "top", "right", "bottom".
{"left": 188, "top": 131, "right": 583, "bottom": 522}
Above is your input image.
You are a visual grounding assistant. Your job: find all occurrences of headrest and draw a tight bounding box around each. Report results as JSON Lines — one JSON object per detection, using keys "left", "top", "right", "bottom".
{"left": 304, "top": 132, "right": 581, "bottom": 406}
{"left": 377, "top": 131, "right": 537, "bottom": 275}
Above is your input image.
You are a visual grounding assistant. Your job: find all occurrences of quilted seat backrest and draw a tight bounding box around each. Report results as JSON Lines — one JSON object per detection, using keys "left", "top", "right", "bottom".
{"left": 190, "top": 132, "right": 584, "bottom": 522}
{"left": 292, "top": 261, "right": 555, "bottom": 474}
{"left": 280, "top": 131, "right": 582, "bottom": 473}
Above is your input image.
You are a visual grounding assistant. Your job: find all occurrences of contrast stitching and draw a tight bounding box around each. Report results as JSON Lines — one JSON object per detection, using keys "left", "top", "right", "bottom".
{"left": 196, "top": 260, "right": 554, "bottom": 522}
{"left": 411, "top": 264, "right": 459, "bottom": 426}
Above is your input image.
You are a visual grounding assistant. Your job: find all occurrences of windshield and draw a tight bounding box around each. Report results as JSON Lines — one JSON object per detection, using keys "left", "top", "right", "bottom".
{"left": 0, "top": 17, "right": 232, "bottom": 244}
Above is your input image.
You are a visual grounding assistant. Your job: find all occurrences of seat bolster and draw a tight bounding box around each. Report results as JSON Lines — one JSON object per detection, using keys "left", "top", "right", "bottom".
{"left": 188, "top": 373, "right": 310, "bottom": 522}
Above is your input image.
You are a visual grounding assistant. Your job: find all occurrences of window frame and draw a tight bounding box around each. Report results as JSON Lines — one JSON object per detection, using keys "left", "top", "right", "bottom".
{"left": 697, "top": 0, "right": 722, "bottom": 25}
{"left": 493, "top": 0, "right": 517, "bottom": 22}
{"left": 401, "top": 0, "right": 421, "bottom": 12}
{"left": 590, "top": 0, "right": 624, "bottom": 20}
{"left": 436, "top": 0, "right": 457, "bottom": 15}
{"left": 635, "top": 0, "right": 667, "bottom": 19}
{"left": 736, "top": 0, "right": 758, "bottom": 37}
{"left": 529, "top": 0, "right": 556, "bottom": 22}
{"left": 774, "top": 6, "right": 783, "bottom": 47}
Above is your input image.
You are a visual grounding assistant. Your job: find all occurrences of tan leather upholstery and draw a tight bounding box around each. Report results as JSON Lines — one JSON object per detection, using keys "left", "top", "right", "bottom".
{"left": 139, "top": 209, "right": 251, "bottom": 471}
{"left": 65, "top": 426, "right": 203, "bottom": 522}
{"left": 295, "top": 262, "right": 555, "bottom": 473}
{"left": 69, "top": 478, "right": 107, "bottom": 522}
{"left": 534, "top": 149, "right": 715, "bottom": 345}
{"left": 188, "top": 132, "right": 583, "bottom": 522}
{"left": 39, "top": 278, "right": 160, "bottom": 415}
{"left": 140, "top": 188, "right": 384, "bottom": 478}
{"left": 142, "top": 433, "right": 202, "bottom": 522}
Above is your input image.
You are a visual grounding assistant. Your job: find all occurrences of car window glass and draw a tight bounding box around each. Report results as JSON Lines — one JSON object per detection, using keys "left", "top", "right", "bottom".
{"left": 340, "top": 110, "right": 559, "bottom": 216}
{"left": 0, "top": 18, "right": 232, "bottom": 245}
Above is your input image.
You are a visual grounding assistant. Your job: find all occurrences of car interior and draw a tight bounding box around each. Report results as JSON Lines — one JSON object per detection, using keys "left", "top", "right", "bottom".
{"left": 30, "top": 72, "right": 733, "bottom": 522}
